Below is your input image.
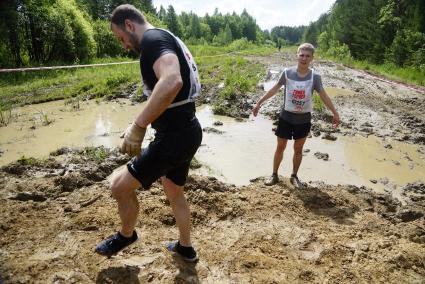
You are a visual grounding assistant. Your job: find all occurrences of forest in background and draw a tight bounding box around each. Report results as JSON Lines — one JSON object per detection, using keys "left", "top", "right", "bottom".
{"left": 0, "top": 0, "right": 424, "bottom": 77}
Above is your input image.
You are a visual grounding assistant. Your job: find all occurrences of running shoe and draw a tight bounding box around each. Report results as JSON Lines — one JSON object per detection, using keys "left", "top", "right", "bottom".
{"left": 95, "top": 231, "right": 138, "bottom": 257}
{"left": 166, "top": 241, "right": 198, "bottom": 262}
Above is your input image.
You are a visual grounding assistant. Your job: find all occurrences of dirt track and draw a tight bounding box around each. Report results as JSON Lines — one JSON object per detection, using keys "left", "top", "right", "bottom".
{"left": 0, "top": 147, "right": 424, "bottom": 283}
{"left": 1, "top": 52, "right": 425, "bottom": 283}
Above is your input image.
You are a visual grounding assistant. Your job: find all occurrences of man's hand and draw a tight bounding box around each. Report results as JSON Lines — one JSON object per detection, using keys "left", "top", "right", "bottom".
{"left": 332, "top": 112, "right": 340, "bottom": 128}
{"left": 252, "top": 104, "right": 261, "bottom": 117}
{"left": 120, "top": 122, "right": 146, "bottom": 157}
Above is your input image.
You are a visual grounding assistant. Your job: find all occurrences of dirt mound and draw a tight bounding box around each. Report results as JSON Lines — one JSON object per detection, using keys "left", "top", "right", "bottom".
{"left": 0, "top": 148, "right": 424, "bottom": 283}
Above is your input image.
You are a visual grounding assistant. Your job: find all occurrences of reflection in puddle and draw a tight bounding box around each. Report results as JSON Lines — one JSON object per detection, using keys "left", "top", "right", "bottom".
{"left": 1, "top": 100, "right": 424, "bottom": 193}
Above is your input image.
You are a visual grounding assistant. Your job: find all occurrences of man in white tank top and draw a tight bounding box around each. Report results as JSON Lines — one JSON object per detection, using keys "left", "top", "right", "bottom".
{"left": 252, "top": 43, "right": 340, "bottom": 187}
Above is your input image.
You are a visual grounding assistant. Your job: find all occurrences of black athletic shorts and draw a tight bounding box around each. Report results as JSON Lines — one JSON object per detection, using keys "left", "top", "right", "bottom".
{"left": 127, "top": 117, "right": 202, "bottom": 189}
{"left": 275, "top": 117, "right": 311, "bottom": 140}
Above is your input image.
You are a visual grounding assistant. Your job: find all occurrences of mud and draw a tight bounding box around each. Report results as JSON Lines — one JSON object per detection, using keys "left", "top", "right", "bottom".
{"left": 0, "top": 147, "right": 424, "bottom": 283}
{"left": 1, "top": 51, "right": 425, "bottom": 283}
{"left": 246, "top": 52, "right": 425, "bottom": 146}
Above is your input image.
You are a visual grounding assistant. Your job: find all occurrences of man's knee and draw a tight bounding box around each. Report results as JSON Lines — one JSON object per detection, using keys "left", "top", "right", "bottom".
{"left": 110, "top": 176, "right": 124, "bottom": 200}
{"left": 276, "top": 141, "right": 287, "bottom": 152}
{"left": 162, "top": 177, "right": 184, "bottom": 200}
{"left": 293, "top": 144, "right": 305, "bottom": 155}
{"left": 110, "top": 170, "right": 137, "bottom": 200}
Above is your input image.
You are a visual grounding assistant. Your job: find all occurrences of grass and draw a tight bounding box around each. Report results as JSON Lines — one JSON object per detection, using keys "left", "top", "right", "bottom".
{"left": 0, "top": 63, "right": 140, "bottom": 108}
{"left": 16, "top": 156, "right": 42, "bottom": 166}
{"left": 78, "top": 146, "right": 110, "bottom": 162}
{"left": 0, "top": 43, "right": 274, "bottom": 110}
{"left": 313, "top": 93, "right": 325, "bottom": 112}
{"left": 0, "top": 105, "right": 15, "bottom": 126}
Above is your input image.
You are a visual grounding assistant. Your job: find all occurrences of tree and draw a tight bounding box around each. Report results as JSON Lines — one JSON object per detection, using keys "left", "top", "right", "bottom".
{"left": 165, "top": 5, "right": 182, "bottom": 37}
{"left": 157, "top": 5, "right": 166, "bottom": 21}
{"left": 240, "top": 9, "right": 256, "bottom": 41}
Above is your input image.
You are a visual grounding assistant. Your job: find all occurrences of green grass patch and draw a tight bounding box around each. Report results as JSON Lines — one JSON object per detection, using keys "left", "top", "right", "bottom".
{"left": 0, "top": 43, "right": 273, "bottom": 109}
{"left": 313, "top": 93, "right": 325, "bottom": 112}
{"left": 0, "top": 63, "right": 140, "bottom": 108}
{"left": 78, "top": 146, "right": 110, "bottom": 162}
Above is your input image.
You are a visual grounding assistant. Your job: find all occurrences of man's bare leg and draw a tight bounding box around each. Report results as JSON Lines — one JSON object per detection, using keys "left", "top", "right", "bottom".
{"left": 95, "top": 167, "right": 141, "bottom": 256}
{"left": 110, "top": 168, "right": 141, "bottom": 237}
{"left": 292, "top": 136, "right": 307, "bottom": 176}
{"left": 273, "top": 137, "right": 288, "bottom": 173}
{"left": 162, "top": 177, "right": 192, "bottom": 247}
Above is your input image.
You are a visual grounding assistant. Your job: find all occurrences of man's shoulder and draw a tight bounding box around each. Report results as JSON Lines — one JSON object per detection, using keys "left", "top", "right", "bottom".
{"left": 143, "top": 29, "right": 174, "bottom": 44}
{"left": 312, "top": 70, "right": 322, "bottom": 80}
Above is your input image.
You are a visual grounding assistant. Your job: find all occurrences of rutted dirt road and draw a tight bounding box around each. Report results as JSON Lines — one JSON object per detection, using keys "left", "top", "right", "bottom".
{"left": 1, "top": 52, "right": 425, "bottom": 283}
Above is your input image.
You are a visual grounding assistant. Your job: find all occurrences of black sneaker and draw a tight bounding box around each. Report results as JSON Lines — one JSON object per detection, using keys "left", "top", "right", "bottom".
{"left": 265, "top": 173, "right": 279, "bottom": 186}
{"left": 167, "top": 241, "right": 198, "bottom": 262}
{"left": 95, "top": 231, "right": 138, "bottom": 257}
{"left": 290, "top": 174, "right": 304, "bottom": 188}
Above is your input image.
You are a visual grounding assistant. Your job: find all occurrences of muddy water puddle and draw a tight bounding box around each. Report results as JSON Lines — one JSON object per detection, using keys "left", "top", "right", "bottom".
{"left": 1, "top": 99, "right": 424, "bottom": 193}
{"left": 0, "top": 99, "right": 150, "bottom": 165}
{"left": 196, "top": 106, "right": 425, "bottom": 191}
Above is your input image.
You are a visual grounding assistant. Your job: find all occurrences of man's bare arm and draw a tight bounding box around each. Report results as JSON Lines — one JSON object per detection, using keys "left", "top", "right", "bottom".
{"left": 252, "top": 82, "right": 283, "bottom": 116}
{"left": 135, "top": 53, "right": 183, "bottom": 128}
{"left": 318, "top": 89, "right": 340, "bottom": 128}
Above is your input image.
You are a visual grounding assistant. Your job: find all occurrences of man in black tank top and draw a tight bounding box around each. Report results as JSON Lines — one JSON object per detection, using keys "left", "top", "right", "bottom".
{"left": 95, "top": 4, "right": 202, "bottom": 263}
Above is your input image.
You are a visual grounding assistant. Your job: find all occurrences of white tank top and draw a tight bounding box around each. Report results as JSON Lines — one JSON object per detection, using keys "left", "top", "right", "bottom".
{"left": 284, "top": 68, "right": 314, "bottom": 113}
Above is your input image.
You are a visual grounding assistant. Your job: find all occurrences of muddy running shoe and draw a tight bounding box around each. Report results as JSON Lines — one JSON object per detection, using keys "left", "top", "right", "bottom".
{"left": 264, "top": 173, "right": 279, "bottom": 186}
{"left": 95, "top": 231, "right": 138, "bottom": 257}
{"left": 167, "top": 241, "right": 199, "bottom": 262}
{"left": 290, "top": 174, "right": 304, "bottom": 188}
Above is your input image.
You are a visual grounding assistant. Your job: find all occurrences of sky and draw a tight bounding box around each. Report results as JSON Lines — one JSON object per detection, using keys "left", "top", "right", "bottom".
{"left": 153, "top": 0, "right": 337, "bottom": 30}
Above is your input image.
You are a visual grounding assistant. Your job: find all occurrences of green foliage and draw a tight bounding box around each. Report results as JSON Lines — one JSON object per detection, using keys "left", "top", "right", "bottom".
{"left": 37, "top": 110, "right": 54, "bottom": 126}
{"left": 385, "top": 29, "right": 425, "bottom": 67}
{"left": 313, "top": 93, "right": 325, "bottom": 113}
{"left": 213, "top": 24, "right": 233, "bottom": 46}
{"left": 311, "top": 0, "right": 425, "bottom": 71}
{"left": 272, "top": 25, "right": 306, "bottom": 46}
{"left": 17, "top": 156, "right": 41, "bottom": 166}
{"left": 323, "top": 40, "right": 353, "bottom": 61}
{"left": 165, "top": 5, "right": 182, "bottom": 37}
{"left": 0, "top": 63, "right": 139, "bottom": 107}
{"left": 228, "top": 38, "right": 250, "bottom": 50}
{"left": 79, "top": 146, "right": 109, "bottom": 161}
{"left": 56, "top": 0, "right": 97, "bottom": 62}
{"left": 93, "top": 19, "right": 123, "bottom": 58}
{"left": 0, "top": 104, "right": 15, "bottom": 126}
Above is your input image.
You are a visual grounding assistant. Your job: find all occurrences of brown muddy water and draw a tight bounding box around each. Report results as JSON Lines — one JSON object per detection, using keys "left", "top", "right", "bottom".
{"left": 0, "top": 98, "right": 424, "bottom": 194}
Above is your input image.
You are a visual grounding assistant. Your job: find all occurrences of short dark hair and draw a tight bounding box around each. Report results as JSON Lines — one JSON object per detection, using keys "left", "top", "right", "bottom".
{"left": 111, "top": 4, "right": 146, "bottom": 28}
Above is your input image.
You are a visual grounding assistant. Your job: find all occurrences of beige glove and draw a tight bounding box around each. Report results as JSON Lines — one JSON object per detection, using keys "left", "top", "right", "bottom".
{"left": 120, "top": 122, "right": 146, "bottom": 157}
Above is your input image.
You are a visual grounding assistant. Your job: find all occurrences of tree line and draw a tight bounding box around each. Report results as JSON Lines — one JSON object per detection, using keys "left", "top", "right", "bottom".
{"left": 303, "top": 0, "right": 425, "bottom": 71}
{"left": 1, "top": 0, "right": 423, "bottom": 72}
{"left": 0, "top": 0, "right": 292, "bottom": 68}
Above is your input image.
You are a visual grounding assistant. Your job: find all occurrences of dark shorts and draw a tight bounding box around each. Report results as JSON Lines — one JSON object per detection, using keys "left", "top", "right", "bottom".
{"left": 127, "top": 117, "right": 202, "bottom": 189}
{"left": 275, "top": 117, "right": 311, "bottom": 140}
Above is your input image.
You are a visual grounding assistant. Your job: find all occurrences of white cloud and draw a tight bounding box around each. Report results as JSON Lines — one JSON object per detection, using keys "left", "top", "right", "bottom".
{"left": 153, "top": 0, "right": 336, "bottom": 30}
